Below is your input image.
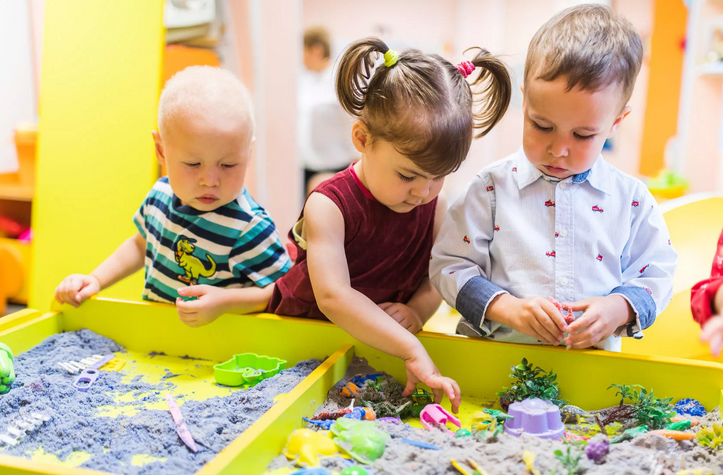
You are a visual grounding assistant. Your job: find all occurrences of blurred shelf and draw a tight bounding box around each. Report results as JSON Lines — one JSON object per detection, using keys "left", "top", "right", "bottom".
{"left": 0, "top": 184, "right": 33, "bottom": 202}
{"left": 698, "top": 62, "right": 723, "bottom": 76}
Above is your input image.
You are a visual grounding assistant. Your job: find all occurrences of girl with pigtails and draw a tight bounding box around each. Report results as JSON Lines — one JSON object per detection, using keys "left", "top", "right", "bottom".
{"left": 268, "top": 38, "right": 511, "bottom": 412}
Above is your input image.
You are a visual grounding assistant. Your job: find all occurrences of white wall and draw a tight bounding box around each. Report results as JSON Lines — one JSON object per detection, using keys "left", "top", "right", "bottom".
{"left": 0, "top": 1, "right": 37, "bottom": 173}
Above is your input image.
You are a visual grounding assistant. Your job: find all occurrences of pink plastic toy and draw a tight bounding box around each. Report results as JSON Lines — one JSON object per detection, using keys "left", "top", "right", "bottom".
{"left": 420, "top": 404, "right": 461, "bottom": 433}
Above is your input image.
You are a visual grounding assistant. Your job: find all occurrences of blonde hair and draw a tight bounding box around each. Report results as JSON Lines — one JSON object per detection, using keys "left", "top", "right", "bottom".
{"left": 337, "top": 38, "right": 511, "bottom": 177}
{"left": 158, "top": 66, "right": 254, "bottom": 137}
{"left": 525, "top": 4, "right": 643, "bottom": 106}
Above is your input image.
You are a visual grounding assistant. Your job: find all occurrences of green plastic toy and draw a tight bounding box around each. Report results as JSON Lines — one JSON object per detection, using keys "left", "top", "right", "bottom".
{"left": 611, "top": 425, "right": 648, "bottom": 444}
{"left": 0, "top": 343, "right": 15, "bottom": 394}
{"left": 456, "top": 428, "right": 472, "bottom": 437}
{"left": 666, "top": 419, "right": 692, "bottom": 431}
{"left": 409, "top": 388, "right": 433, "bottom": 417}
{"left": 213, "top": 353, "right": 286, "bottom": 387}
{"left": 339, "top": 467, "right": 369, "bottom": 475}
{"left": 330, "top": 418, "right": 390, "bottom": 464}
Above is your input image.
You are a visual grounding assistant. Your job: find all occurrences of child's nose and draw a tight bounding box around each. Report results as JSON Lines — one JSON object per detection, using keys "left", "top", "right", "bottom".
{"left": 548, "top": 137, "right": 569, "bottom": 158}
{"left": 200, "top": 170, "right": 220, "bottom": 187}
{"left": 411, "top": 181, "right": 431, "bottom": 199}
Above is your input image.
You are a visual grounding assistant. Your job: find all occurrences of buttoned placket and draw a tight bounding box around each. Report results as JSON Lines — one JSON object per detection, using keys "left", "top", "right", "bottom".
{"left": 554, "top": 178, "right": 575, "bottom": 303}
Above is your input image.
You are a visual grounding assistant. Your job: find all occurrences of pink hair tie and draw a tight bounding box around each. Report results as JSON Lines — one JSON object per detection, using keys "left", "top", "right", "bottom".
{"left": 456, "top": 60, "right": 475, "bottom": 78}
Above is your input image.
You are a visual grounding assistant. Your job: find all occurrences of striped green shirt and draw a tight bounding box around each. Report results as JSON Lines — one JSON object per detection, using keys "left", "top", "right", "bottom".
{"left": 133, "top": 177, "right": 291, "bottom": 303}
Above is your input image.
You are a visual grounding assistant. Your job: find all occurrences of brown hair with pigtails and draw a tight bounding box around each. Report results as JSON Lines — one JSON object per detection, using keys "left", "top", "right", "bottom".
{"left": 336, "top": 37, "right": 511, "bottom": 177}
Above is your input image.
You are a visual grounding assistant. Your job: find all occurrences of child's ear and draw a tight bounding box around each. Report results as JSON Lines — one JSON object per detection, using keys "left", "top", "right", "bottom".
{"left": 520, "top": 84, "right": 525, "bottom": 108}
{"left": 607, "top": 105, "right": 632, "bottom": 139}
{"left": 351, "top": 120, "right": 370, "bottom": 153}
{"left": 152, "top": 130, "right": 166, "bottom": 167}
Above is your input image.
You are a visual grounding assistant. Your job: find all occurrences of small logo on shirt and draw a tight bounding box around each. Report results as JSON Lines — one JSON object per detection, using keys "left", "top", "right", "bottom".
{"left": 545, "top": 200, "right": 555, "bottom": 207}
{"left": 486, "top": 186, "right": 494, "bottom": 192}
{"left": 639, "top": 264, "right": 649, "bottom": 274}
{"left": 546, "top": 251, "right": 556, "bottom": 258}
{"left": 596, "top": 254, "right": 603, "bottom": 261}
{"left": 463, "top": 235, "right": 471, "bottom": 244}
{"left": 643, "top": 286, "right": 653, "bottom": 296}
{"left": 512, "top": 167, "right": 517, "bottom": 172}
{"left": 555, "top": 232, "right": 559, "bottom": 238}
{"left": 494, "top": 225, "right": 500, "bottom": 231}
{"left": 592, "top": 205, "right": 604, "bottom": 213}
{"left": 668, "top": 239, "right": 671, "bottom": 245}
{"left": 173, "top": 235, "right": 217, "bottom": 285}
{"left": 631, "top": 201, "right": 639, "bottom": 207}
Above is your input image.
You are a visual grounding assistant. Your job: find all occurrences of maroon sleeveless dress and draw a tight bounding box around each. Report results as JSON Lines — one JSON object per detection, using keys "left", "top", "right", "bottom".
{"left": 267, "top": 164, "right": 437, "bottom": 320}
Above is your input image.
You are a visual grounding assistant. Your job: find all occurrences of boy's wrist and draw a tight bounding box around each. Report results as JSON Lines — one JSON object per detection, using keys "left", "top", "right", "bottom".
{"left": 485, "top": 293, "right": 515, "bottom": 327}
{"left": 88, "top": 273, "right": 103, "bottom": 290}
{"left": 608, "top": 294, "right": 635, "bottom": 326}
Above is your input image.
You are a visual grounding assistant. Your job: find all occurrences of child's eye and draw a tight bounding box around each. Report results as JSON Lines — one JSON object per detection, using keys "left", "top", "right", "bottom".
{"left": 532, "top": 121, "right": 552, "bottom": 132}
{"left": 574, "top": 133, "right": 595, "bottom": 141}
{"left": 398, "top": 173, "right": 415, "bottom": 182}
{"left": 221, "top": 164, "right": 238, "bottom": 169}
{"left": 184, "top": 162, "right": 201, "bottom": 168}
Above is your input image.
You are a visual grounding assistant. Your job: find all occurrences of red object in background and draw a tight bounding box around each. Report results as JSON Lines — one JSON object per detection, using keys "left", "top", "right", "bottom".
{"left": 285, "top": 242, "right": 298, "bottom": 263}
{"left": 0, "top": 216, "right": 29, "bottom": 239}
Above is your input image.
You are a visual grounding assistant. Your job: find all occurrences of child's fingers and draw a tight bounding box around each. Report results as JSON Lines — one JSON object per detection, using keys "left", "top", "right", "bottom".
{"left": 710, "top": 332, "right": 723, "bottom": 357}
{"left": 378, "top": 302, "right": 394, "bottom": 311}
{"left": 540, "top": 300, "right": 567, "bottom": 332}
{"left": 529, "top": 311, "right": 561, "bottom": 344}
{"left": 444, "top": 378, "right": 461, "bottom": 413}
{"left": 178, "top": 285, "right": 210, "bottom": 297}
{"left": 431, "top": 387, "right": 444, "bottom": 405}
{"left": 402, "top": 378, "right": 417, "bottom": 397}
{"left": 176, "top": 298, "right": 198, "bottom": 314}
{"left": 565, "top": 309, "right": 599, "bottom": 334}
{"left": 564, "top": 298, "right": 592, "bottom": 312}
{"left": 701, "top": 316, "right": 723, "bottom": 342}
{"left": 566, "top": 320, "right": 605, "bottom": 348}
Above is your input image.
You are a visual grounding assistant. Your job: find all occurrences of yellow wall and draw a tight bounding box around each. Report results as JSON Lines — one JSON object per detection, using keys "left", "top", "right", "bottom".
{"left": 638, "top": 0, "right": 687, "bottom": 177}
{"left": 31, "top": 1, "right": 165, "bottom": 310}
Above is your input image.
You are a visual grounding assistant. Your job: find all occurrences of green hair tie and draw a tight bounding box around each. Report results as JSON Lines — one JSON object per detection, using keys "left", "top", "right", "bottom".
{"left": 384, "top": 49, "right": 399, "bottom": 67}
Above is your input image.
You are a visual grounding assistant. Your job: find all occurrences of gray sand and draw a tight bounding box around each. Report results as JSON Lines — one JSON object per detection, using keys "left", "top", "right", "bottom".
{"left": 269, "top": 357, "right": 723, "bottom": 475}
{"left": 0, "top": 329, "right": 320, "bottom": 475}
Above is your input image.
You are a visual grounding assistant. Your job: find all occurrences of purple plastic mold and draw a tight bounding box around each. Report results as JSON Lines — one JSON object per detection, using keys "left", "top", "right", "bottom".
{"left": 503, "top": 398, "right": 564, "bottom": 440}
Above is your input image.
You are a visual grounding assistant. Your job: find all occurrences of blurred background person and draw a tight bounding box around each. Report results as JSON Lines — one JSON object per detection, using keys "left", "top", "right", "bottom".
{"left": 298, "top": 26, "right": 358, "bottom": 196}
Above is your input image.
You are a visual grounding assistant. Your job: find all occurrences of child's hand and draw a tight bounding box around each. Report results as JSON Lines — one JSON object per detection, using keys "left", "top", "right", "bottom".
{"left": 402, "top": 353, "right": 461, "bottom": 414}
{"left": 701, "top": 315, "right": 723, "bottom": 357}
{"left": 378, "top": 302, "right": 423, "bottom": 333}
{"left": 54, "top": 274, "right": 101, "bottom": 308}
{"left": 563, "top": 295, "right": 631, "bottom": 348}
{"left": 490, "top": 294, "right": 566, "bottom": 345}
{"left": 175, "top": 285, "right": 229, "bottom": 327}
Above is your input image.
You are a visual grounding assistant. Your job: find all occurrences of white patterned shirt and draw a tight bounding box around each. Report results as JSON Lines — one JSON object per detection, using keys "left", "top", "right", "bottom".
{"left": 430, "top": 148, "right": 678, "bottom": 351}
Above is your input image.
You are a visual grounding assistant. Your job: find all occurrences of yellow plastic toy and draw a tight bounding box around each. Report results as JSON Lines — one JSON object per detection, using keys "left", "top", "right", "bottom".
{"left": 470, "top": 410, "right": 495, "bottom": 432}
{"left": 282, "top": 429, "right": 339, "bottom": 467}
{"left": 522, "top": 450, "right": 541, "bottom": 475}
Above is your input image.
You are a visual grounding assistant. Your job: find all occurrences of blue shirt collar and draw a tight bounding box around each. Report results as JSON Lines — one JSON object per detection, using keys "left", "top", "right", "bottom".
{"left": 515, "top": 148, "right": 611, "bottom": 195}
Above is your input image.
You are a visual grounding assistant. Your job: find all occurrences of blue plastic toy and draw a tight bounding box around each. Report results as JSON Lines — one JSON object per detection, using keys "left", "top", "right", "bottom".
{"left": 674, "top": 398, "right": 706, "bottom": 417}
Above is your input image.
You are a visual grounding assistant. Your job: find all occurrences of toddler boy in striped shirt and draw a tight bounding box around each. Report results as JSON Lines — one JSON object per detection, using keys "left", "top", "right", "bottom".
{"left": 55, "top": 66, "right": 291, "bottom": 327}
